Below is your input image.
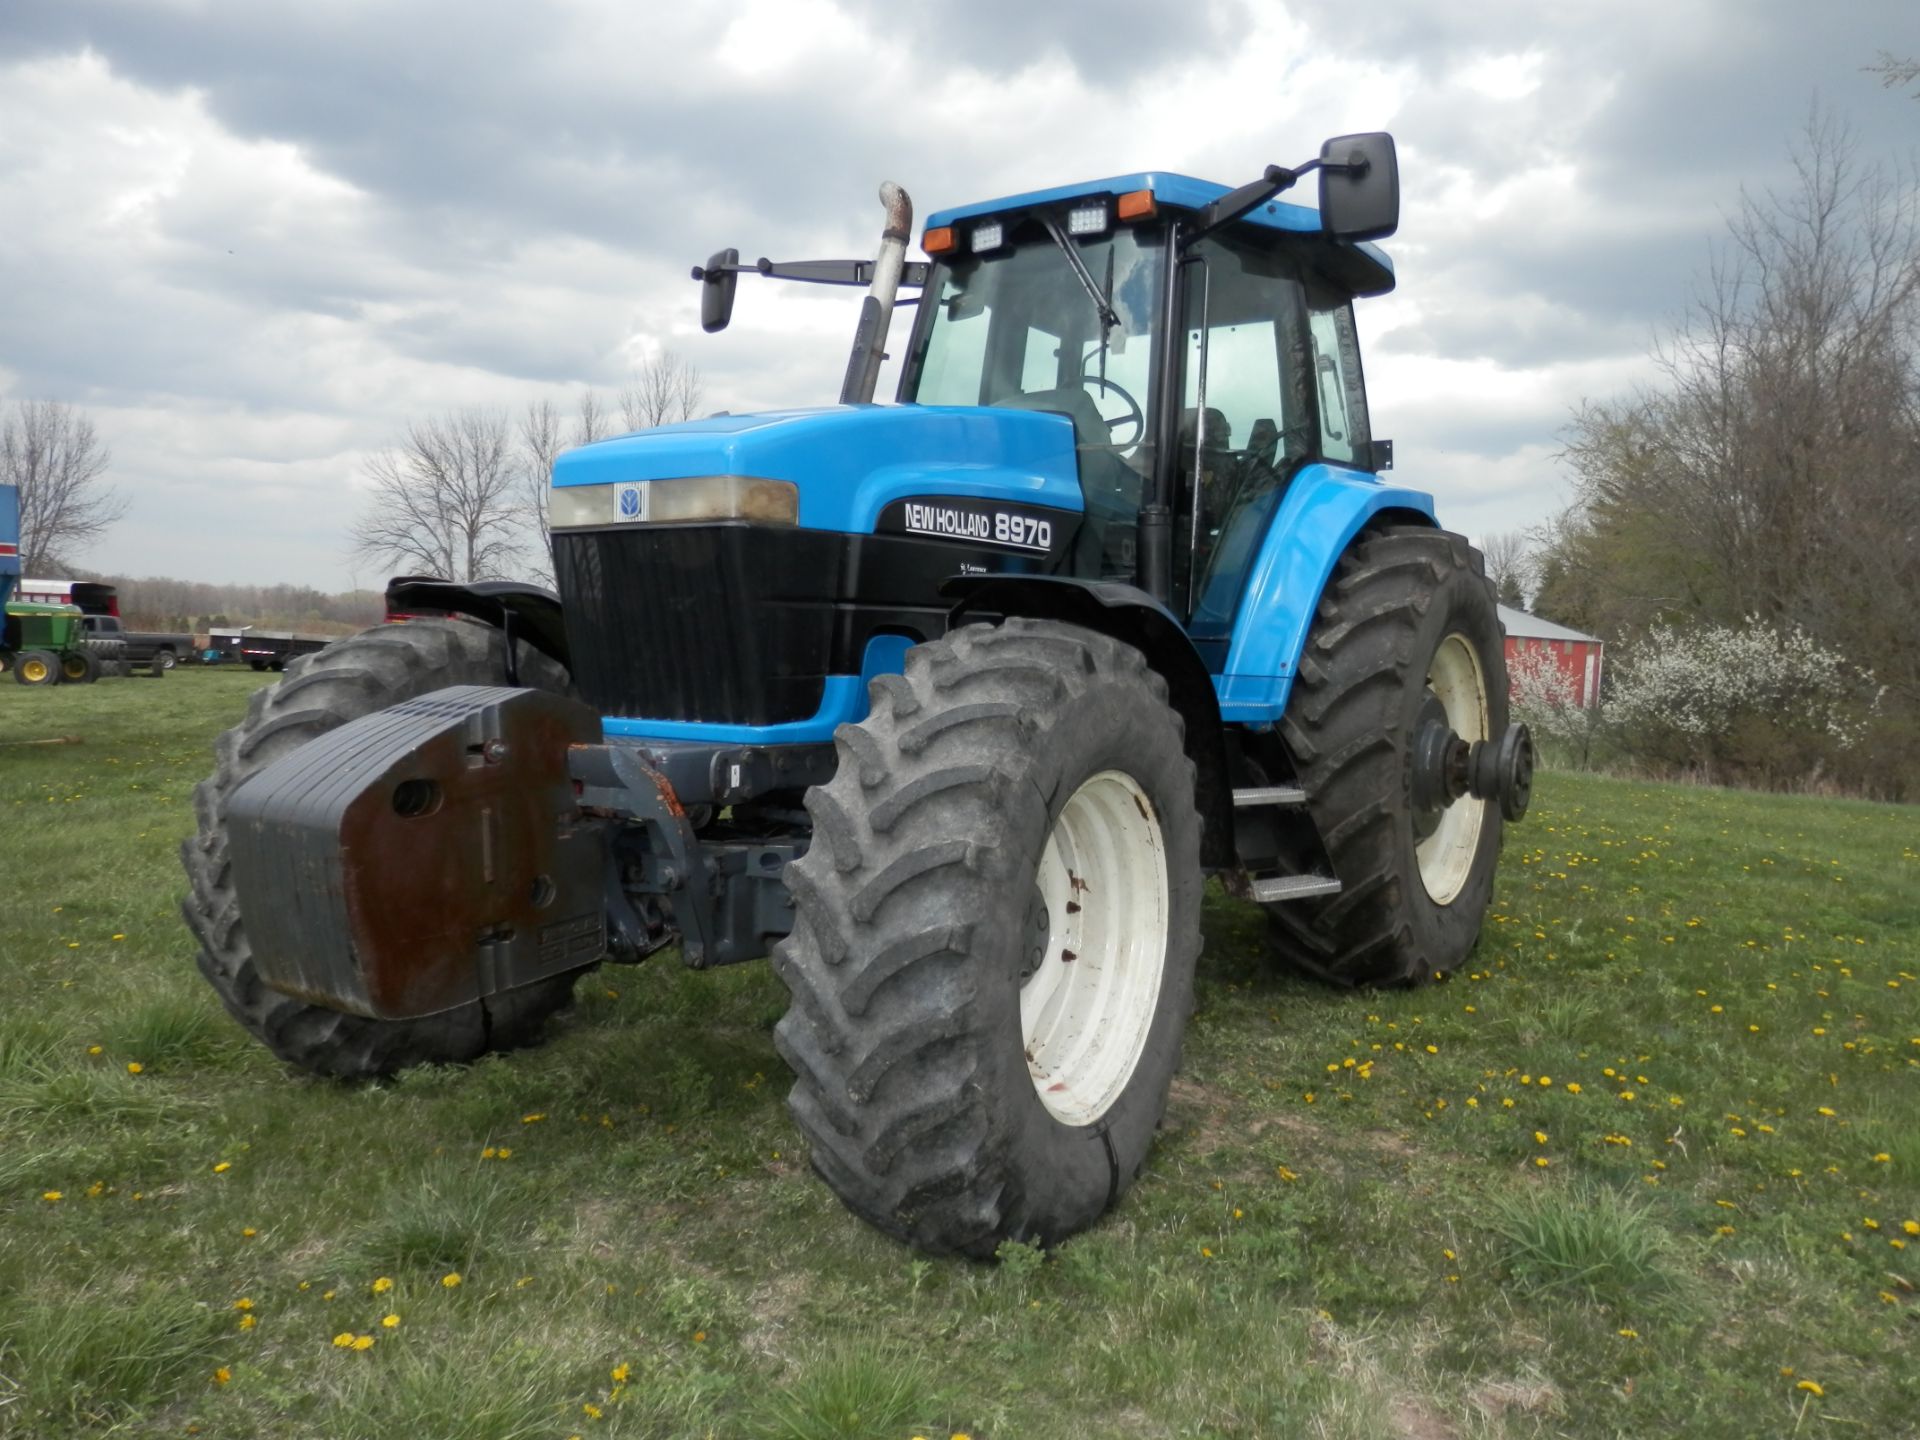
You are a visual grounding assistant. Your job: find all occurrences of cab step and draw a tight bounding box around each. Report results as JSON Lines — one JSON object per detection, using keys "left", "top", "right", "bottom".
{"left": 1232, "top": 784, "right": 1308, "bottom": 807}
{"left": 1248, "top": 873, "right": 1343, "bottom": 904}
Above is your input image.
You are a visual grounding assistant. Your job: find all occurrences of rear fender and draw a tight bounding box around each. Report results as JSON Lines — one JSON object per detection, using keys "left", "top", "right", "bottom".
{"left": 384, "top": 577, "right": 571, "bottom": 673}
{"left": 944, "top": 574, "right": 1235, "bottom": 869}
{"left": 1215, "top": 465, "right": 1436, "bottom": 724}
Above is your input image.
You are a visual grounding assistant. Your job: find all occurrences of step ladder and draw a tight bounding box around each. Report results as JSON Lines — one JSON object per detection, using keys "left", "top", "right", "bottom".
{"left": 1232, "top": 785, "right": 1342, "bottom": 904}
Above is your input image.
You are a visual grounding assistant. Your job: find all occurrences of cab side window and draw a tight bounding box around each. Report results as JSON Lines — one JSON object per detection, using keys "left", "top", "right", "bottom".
{"left": 1305, "top": 290, "right": 1371, "bottom": 466}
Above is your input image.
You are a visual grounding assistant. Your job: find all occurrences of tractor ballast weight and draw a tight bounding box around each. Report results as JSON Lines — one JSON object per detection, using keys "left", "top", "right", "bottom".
{"left": 225, "top": 685, "right": 606, "bottom": 1018}
{"left": 188, "top": 133, "right": 1535, "bottom": 1256}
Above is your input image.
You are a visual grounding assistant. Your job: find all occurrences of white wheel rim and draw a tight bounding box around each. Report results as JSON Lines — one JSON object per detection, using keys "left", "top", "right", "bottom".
{"left": 1021, "top": 770, "right": 1169, "bottom": 1127}
{"left": 1416, "top": 633, "right": 1490, "bottom": 905}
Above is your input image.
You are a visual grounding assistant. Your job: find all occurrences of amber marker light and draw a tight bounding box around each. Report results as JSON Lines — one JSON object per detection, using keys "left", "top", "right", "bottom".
{"left": 922, "top": 226, "right": 956, "bottom": 256}
{"left": 1117, "top": 189, "right": 1157, "bottom": 222}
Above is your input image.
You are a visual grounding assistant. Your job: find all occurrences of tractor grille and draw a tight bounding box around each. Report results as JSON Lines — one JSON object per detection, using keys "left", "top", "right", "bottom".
{"left": 553, "top": 524, "right": 842, "bottom": 725}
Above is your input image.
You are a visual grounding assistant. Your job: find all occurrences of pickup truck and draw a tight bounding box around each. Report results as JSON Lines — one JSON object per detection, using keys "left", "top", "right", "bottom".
{"left": 80, "top": 614, "right": 194, "bottom": 669}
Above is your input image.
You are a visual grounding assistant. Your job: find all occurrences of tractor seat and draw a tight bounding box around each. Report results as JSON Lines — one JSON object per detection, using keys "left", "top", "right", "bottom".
{"left": 1178, "top": 406, "right": 1233, "bottom": 452}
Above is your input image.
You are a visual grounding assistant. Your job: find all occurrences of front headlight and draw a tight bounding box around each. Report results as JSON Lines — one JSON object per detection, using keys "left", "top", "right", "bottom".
{"left": 548, "top": 475, "right": 799, "bottom": 530}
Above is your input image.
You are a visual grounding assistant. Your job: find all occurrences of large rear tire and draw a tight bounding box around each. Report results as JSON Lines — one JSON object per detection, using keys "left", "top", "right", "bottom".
{"left": 773, "top": 619, "right": 1204, "bottom": 1256}
{"left": 180, "top": 620, "right": 592, "bottom": 1079}
{"left": 1267, "top": 526, "right": 1507, "bottom": 986}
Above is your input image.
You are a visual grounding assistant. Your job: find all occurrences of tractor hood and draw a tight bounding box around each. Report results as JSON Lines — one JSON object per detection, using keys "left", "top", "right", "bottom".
{"left": 550, "top": 405, "right": 1086, "bottom": 535}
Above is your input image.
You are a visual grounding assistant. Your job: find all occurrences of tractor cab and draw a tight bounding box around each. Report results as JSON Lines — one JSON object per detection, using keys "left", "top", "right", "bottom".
{"left": 898, "top": 169, "right": 1396, "bottom": 628}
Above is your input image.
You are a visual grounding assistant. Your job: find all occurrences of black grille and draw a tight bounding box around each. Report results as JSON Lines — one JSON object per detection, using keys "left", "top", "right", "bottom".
{"left": 554, "top": 525, "right": 842, "bottom": 724}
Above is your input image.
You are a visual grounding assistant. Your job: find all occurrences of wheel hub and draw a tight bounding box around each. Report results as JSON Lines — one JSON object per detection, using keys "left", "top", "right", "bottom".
{"left": 1021, "top": 770, "right": 1170, "bottom": 1127}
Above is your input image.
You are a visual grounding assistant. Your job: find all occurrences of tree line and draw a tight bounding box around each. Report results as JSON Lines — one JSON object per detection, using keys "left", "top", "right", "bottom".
{"left": 1502, "top": 112, "right": 1919, "bottom": 797}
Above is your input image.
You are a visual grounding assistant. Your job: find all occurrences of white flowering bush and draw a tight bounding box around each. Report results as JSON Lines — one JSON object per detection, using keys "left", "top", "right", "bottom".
{"left": 1607, "top": 619, "right": 1879, "bottom": 783}
{"left": 1509, "top": 647, "right": 1584, "bottom": 737}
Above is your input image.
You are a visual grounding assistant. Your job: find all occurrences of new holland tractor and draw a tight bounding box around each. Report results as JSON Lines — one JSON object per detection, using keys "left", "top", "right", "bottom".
{"left": 182, "top": 133, "right": 1533, "bottom": 1256}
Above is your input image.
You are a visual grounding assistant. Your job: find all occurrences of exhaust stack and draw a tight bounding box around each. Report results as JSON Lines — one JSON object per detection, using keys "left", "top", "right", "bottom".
{"left": 839, "top": 181, "right": 912, "bottom": 405}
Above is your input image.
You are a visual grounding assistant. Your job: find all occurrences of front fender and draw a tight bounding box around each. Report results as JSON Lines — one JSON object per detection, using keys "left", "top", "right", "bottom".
{"left": 945, "top": 573, "right": 1236, "bottom": 870}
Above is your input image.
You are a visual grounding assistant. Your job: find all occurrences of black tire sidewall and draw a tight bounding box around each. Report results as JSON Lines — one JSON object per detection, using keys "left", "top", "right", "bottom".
{"left": 970, "top": 669, "right": 1203, "bottom": 1243}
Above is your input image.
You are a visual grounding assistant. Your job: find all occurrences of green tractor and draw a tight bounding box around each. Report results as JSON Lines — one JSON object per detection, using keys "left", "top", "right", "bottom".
{"left": 3, "top": 601, "right": 102, "bottom": 686}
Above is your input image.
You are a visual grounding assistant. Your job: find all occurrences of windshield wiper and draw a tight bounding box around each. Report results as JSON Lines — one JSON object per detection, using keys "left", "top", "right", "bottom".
{"left": 1040, "top": 217, "right": 1120, "bottom": 333}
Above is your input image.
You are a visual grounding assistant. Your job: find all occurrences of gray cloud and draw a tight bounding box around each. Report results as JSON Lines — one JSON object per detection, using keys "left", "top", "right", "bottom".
{"left": 0, "top": 0, "right": 1915, "bottom": 589}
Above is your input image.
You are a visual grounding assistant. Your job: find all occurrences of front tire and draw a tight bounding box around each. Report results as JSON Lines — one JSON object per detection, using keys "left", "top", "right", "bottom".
{"left": 180, "top": 620, "right": 591, "bottom": 1079}
{"left": 62, "top": 650, "right": 101, "bottom": 684}
{"left": 1267, "top": 527, "right": 1507, "bottom": 986}
{"left": 773, "top": 619, "right": 1203, "bottom": 1256}
{"left": 14, "top": 650, "right": 59, "bottom": 686}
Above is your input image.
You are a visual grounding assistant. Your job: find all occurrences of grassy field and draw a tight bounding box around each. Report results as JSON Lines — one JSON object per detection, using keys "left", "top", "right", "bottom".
{"left": 0, "top": 669, "right": 1915, "bottom": 1439}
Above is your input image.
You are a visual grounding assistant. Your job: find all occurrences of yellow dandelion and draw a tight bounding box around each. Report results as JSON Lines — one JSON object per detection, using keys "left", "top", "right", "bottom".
{"left": 1872, "top": 1153, "right": 1891, "bottom": 1163}
{"left": 232, "top": 1298, "right": 253, "bottom": 1311}
{"left": 1534, "top": 1157, "right": 1550, "bottom": 1168}
{"left": 87, "top": 1045, "right": 102, "bottom": 1055}
{"left": 126, "top": 1062, "right": 143, "bottom": 1075}
{"left": 1797, "top": 1380, "right": 1824, "bottom": 1397}
{"left": 693, "top": 1330, "right": 707, "bottom": 1343}
{"left": 241, "top": 1228, "right": 257, "bottom": 1239}
{"left": 237, "top": 1314, "right": 256, "bottom": 1331}
{"left": 583, "top": 1402, "right": 603, "bottom": 1419}
{"left": 351, "top": 1335, "right": 374, "bottom": 1352}
{"left": 441, "top": 1272, "right": 462, "bottom": 1288}
{"left": 381, "top": 1314, "right": 400, "bottom": 1329}
{"left": 332, "top": 1333, "right": 355, "bottom": 1348}
{"left": 371, "top": 1276, "right": 393, "bottom": 1294}
{"left": 1277, "top": 1166, "right": 1299, "bottom": 1182}
{"left": 42, "top": 1191, "right": 62, "bottom": 1203}
{"left": 322, "top": 1291, "right": 336, "bottom": 1301}
{"left": 611, "top": 1362, "right": 631, "bottom": 1384}
{"left": 213, "top": 1367, "right": 231, "bottom": 1386}
{"left": 1565, "top": 1083, "right": 1582, "bottom": 1095}
{"left": 1617, "top": 1328, "right": 1639, "bottom": 1339}
{"left": 1534, "top": 1131, "right": 1549, "bottom": 1144}
{"left": 213, "top": 1162, "right": 231, "bottom": 1174}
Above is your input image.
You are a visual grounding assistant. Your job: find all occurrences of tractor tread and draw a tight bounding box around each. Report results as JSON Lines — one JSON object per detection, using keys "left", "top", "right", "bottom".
{"left": 772, "top": 618, "right": 1203, "bottom": 1256}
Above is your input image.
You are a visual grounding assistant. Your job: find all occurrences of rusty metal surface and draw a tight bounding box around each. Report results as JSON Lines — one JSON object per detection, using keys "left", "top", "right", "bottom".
{"left": 228, "top": 686, "right": 607, "bottom": 1019}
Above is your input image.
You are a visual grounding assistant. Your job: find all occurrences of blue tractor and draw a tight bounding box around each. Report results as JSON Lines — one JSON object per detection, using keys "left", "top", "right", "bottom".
{"left": 185, "top": 134, "right": 1533, "bottom": 1255}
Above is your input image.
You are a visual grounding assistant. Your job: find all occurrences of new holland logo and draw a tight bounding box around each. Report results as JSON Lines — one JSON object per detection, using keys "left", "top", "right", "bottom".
{"left": 901, "top": 501, "right": 1052, "bottom": 552}
{"left": 616, "top": 483, "right": 646, "bottom": 521}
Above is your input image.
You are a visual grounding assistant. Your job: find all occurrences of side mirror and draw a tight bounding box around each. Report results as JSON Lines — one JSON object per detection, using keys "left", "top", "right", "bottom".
{"left": 1318, "top": 133, "right": 1398, "bottom": 242}
{"left": 698, "top": 248, "right": 740, "bottom": 333}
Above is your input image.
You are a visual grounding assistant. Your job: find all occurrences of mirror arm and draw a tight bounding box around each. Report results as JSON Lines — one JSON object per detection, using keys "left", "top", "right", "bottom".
{"left": 691, "top": 258, "right": 930, "bottom": 288}
{"left": 1181, "top": 151, "right": 1375, "bottom": 251}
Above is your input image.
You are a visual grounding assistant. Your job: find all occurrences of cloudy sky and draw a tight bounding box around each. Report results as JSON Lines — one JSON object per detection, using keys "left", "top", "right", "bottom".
{"left": 1, "top": 0, "right": 1914, "bottom": 590}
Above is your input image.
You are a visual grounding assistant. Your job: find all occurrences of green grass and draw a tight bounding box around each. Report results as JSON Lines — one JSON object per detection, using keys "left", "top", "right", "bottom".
{"left": 1, "top": 669, "right": 1916, "bottom": 1437}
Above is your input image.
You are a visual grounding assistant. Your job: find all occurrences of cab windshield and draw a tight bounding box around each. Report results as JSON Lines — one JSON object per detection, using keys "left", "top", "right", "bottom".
{"left": 902, "top": 221, "right": 1165, "bottom": 578}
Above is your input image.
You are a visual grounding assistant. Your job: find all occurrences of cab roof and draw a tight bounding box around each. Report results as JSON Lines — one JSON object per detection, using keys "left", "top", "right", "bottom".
{"left": 924, "top": 171, "right": 1394, "bottom": 294}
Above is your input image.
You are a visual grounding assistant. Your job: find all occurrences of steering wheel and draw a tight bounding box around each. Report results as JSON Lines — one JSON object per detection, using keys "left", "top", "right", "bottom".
{"left": 1080, "top": 370, "right": 1144, "bottom": 450}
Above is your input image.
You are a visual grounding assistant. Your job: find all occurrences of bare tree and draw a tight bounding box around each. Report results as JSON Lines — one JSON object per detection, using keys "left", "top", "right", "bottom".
{"left": 1866, "top": 51, "right": 1920, "bottom": 98}
{"left": 573, "top": 387, "right": 610, "bottom": 445}
{"left": 2, "top": 399, "right": 125, "bottom": 572}
{"left": 351, "top": 407, "right": 525, "bottom": 583}
{"left": 1478, "top": 529, "right": 1534, "bottom": 609}
{"left": 618, "top": 350, "right": 704, "bottom": 431}
{"left": 516, "top": 398, "right": 566, "bottom": 586}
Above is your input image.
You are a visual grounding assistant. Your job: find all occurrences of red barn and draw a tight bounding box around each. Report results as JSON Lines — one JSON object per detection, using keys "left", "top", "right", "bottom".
{"left": 1498, "top": 604, "right": 1604, "bottom": 709}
